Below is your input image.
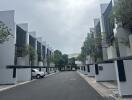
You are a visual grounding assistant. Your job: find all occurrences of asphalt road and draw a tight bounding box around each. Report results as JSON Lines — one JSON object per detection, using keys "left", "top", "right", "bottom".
{"left": 0, "top": 71, "right": 108, "bottom": 100}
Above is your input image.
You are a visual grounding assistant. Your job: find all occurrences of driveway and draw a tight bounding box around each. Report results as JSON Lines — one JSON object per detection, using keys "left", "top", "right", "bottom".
{"left": 0, "top": 71, "right": 108, "bottom": 100}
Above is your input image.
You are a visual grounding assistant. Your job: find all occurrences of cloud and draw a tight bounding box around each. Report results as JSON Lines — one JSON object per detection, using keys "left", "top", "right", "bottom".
{"left": 0, "top": 0, "right": 110, "bottom": 54}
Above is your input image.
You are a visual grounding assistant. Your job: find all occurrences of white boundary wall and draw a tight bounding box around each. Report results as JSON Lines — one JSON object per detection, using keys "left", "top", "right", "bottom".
{"left": 95, "top": 63, "right": 116, "bottom": 82}
{"left": 88, "top": 65, "right": 95, "bottom": 77}
{"left": 115, "top": 60, "right": 132, "bottom": 96}
{"left": 16, "top": 68, "right": 31, "bottom": 82}
{"left": 107, "top": 46, "right": 117, "bottom": 59}
{"left": 81, "top": 66, "right": 89, "bottom": 75}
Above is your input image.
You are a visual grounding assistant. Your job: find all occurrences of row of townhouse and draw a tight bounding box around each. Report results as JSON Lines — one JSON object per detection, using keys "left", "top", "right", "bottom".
{"left": 80, "top": 0, "right": 132, "bottom": 97}
{"left": 0, "top": 10, "right": 56, "bottom": 84}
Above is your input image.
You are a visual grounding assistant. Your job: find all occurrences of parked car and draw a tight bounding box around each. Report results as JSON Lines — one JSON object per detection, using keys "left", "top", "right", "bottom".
{"left": 32, "top": 69, "right": 45, "bottom": 79}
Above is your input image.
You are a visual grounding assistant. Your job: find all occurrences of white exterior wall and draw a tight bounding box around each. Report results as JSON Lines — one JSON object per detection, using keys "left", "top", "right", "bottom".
{"left": 86, "top": 55, "right": 95, "bottom": 64}
{"left": 88, "top": 65, "right": 95, "bottom": 77}
{"left": 95, "top": 63, "right": 116, "bottom": 82}
{"left": 114, "top": 26, "right": 130, "bottom": 57}
{"left": 0, "top": 10, "right": 16, "bottom": 84}
{"left": 107, "top": 46, "right": 117, "bottom": 59}
{"left": 17, "top": 57, "right": 25, "bottom": 65}
{"left": 115, "top": 60, "right": 132, "bottom": 96}
{"left": 16, "top": 69, "right": 31, "bottom": 82}
{"left": 0, "top": 10, "right": 15, "bottom": 68}
{"left": 38, "top": 61, "right": 43, "bottom": 66}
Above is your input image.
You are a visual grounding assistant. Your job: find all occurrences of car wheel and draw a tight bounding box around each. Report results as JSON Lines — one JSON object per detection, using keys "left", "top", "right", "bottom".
{"left": 36, "top": 74, "right": 41, "bottom": 79}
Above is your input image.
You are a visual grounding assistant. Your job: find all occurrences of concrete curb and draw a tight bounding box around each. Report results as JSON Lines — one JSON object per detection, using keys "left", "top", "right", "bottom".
{"left": 0, "top": 72, "right": 58, "bottom": 92}
{"left": 0, "top": 80, "right": 34, "bottom": 92}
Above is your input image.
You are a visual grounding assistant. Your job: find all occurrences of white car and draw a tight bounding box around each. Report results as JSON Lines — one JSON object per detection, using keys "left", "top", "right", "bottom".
{"left": 32, "top": 69, "right": 45, "bottom": 79}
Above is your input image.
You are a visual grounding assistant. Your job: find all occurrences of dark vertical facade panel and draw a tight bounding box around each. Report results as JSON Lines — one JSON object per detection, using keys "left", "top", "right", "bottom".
{"left": 102, "top": 1, "right": 114, "bottom": 44}
{"left": 42, "top": 45, "right": 46, "bottom": 59}
{"left": 95, "top": 64, "right": 99, "bottom": 75}
{"left": 16, "top": 26, "right": 26, "bottom": 47}
{"left": 37, "top": 41, "right": 41, "bottom": 55}
{"left": 117, "top": 60, "right": 126, "bottom": 82}
{"left": 13, "top": 68, "right": 16, "bottom": 78}
{"left": 87, "top": 65, "right": 90, "bottom": 72}
{"left": 16, "top": 25, "right": 27, "bottom": 57}
{"left": 47, "top": 48, "right": 50, "bottom": 67}
{"left": 94, "top": 20, "right": 103, "bottom": 61}
{"left": 29, "top": 35, "right": 36, "bottom": 49}
{"left": 84, "top": 66, "right": 85, "bottom": 71}
{"left": 115, "top": 39, "right": 120, "bottom": 57}
{"left": 47, "top": 48, "right": 49, "bottom": 58}
{"left": 39, "top": 68, "right": 41, "bottom": 71}
{"left": 37, "top": 41, "right": 41, "bottom": 61}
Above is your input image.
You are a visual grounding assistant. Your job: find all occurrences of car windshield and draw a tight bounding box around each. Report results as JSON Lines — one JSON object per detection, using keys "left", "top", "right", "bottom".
{"left": 32, "top": 69, "right": 39, "bottom": 72}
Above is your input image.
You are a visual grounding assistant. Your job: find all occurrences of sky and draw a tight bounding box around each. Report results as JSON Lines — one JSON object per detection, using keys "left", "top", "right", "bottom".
{"left": 0, "top": 0, "right": 110, "bottom": 54}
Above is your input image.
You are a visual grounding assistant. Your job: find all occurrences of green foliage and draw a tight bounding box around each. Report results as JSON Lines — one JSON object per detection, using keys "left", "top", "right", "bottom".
{"left": 0, "top": 21, "right": 12, "bottom": 43}
{"left": 62, "top": 54, "right": 68, "bottom": 65}
{"left": 80, "top": 33, "right": 103, "bottom": 63}
{"left": 15, "top": 45, "right": 36, "bottom": 65}
{"left": 38, "top": 51, "right": 42, "bottom": 62}
{"left": 68, "top": 57, "right": 75, "bottom": 65}
{"left": 77, "top": 53, "right": 85, "bottom": 63}
{"left": 16, "top": 45, "right": 29, "bottom": 57}
{"left": 53, "top": 50, "right": 62, "bottom": 65}
{"left": 110, "top": 0, "right": 132, "bottom": 30}
{"left": 28, "top": 45, "right": 36, "bottom": 65}
{"left": 53, "top": 50, "right": 69, "bottom": 68}
{"left": 48, "top": 53, "right": 54, "bottom": 63}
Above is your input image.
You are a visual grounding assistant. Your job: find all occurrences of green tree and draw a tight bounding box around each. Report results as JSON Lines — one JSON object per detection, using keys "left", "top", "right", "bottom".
{"left": 68, "top": 57, "right": 75, "bottom": 65}
{"left": 15, "top": 45, "right": 36, "bottom": 65}
{"left": 38, "top": 51, "right": 42, "bottom": 62}
{"left": 0, "top": 21, "right": 12, "bottom": 43}
{"left": 79, "top": 33, "right": 103, "bottom": 63}
{"left": 77, "top": 53, "right": 85, "bottom": 63}
{"left": 53, "top": 50, "right": 62, "bottom": 66}
{"left": 28, "top": 45, "right": 36, "bottom": 66}
{"left": 62, "top": 54, "right": 68, "bottom": 65}
{"left": 110, "top": 0, "right": 132, "bottom": 30}
{"left": 16, "top": 45, "right": 29, "bottom": 57}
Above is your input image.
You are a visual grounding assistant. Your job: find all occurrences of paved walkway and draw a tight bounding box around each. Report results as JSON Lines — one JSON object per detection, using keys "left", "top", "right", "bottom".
{"left": 0, "top": 71, "right": 109, "bottom": 100}
{"left": 78, "top": 71, "right": 132, "bottom": 100}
